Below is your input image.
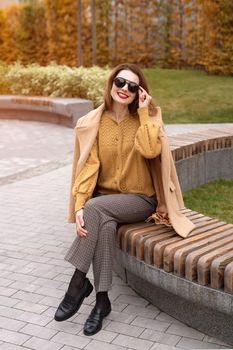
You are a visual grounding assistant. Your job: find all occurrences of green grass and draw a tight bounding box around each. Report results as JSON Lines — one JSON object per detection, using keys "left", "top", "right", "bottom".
{"left": 183, "top": 179, "right": 233, "bottom": 224}
{"left": 144, "top": 68, "right": 233, "bottom": 124}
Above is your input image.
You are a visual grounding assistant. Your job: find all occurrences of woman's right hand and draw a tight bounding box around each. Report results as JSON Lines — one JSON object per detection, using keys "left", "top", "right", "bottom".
{"left": 75, "top": 209, "right": 88, "bottom": 237}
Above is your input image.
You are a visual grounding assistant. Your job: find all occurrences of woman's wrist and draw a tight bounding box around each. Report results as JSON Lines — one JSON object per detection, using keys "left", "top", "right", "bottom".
{"left": 137, "top": 107, "right": 150, "bottom": 125}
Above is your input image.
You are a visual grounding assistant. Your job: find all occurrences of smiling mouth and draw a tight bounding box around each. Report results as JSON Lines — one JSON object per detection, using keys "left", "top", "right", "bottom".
{"left": 117, "top": 92, "right": 129, "bottom": 99}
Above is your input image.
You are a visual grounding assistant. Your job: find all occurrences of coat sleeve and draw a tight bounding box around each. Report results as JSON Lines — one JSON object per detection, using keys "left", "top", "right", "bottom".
{"left": 72, "top": 139, "right": 100, "bottom": 212}
{"left": 134, "top": 107, "right": 162, "bottom": 159}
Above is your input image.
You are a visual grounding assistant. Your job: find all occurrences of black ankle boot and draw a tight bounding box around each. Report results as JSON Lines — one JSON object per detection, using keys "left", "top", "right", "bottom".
{"left": 83, "top": 292, "right": 111, "bottom": 336}
{"left": 83, "top": 303, "right": 111, "bottom": 336}
{"left": 54, "top": 278, "right": 93, "bottom": 322}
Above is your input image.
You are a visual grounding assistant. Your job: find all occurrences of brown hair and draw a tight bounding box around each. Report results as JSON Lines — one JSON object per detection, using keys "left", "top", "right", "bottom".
{"left": 104, "top": 63, "right": 157, "bottom": 116}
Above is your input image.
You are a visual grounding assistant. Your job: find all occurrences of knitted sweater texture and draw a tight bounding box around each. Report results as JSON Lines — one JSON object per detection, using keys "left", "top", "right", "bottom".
{"left": 72, "top": 107, "right": 161, "bottom": 211}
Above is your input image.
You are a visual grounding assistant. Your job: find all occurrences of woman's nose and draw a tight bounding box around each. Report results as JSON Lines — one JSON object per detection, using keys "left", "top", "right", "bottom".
{"left": 121, "top": 83, "right": 128, "bottom": 91}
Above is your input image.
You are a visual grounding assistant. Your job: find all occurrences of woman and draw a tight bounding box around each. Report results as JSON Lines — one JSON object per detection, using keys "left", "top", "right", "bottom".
{"left": 54, "top": 63, "right": 194, "bottom": 336}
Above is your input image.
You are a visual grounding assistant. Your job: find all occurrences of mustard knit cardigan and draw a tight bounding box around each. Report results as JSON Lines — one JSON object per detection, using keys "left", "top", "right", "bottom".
{"left": 68, "top": 104, "right": 195, "bottom": 238}
{"left": 72, "top": 108, "right": 161, "bottom": 211}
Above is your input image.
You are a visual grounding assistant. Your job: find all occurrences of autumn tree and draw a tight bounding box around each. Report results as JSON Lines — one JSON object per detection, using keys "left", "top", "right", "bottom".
{"left": 198, "top": 0, "right": 233, "bottom": 75}
{"left": 15, "top": 2, "right": 39, "bottom": 64}
{"left": 0, "top": 10, "right": 5, "bottom": 61}
{"left": 0, "top": 5, "right": 19, "bottom": 63}
{"left": 0, "top": 0, "right": 232, "bottom": 74}
{"left": 33, "top": 2, "right": 49, "bottom": 65}
{"left": 95, "top": 0, "right": 110, "bottom": 66}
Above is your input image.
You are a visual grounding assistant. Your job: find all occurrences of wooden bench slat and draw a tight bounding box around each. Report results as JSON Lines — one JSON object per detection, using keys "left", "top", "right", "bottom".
{"left": 129, "top": 211, "right": 198, "bottom": 257}
{"left": 202, "top": 129, "right": 233, "bottom": 136}
{"left": 118, "top": 209, "right": 195, "bottom": 254}
{"left": 153, "top": 218, "right": 220, "bottom": 268}
{"left": 163, "top": 220, "right": 226, "bottom": 272}
{"left": 139, "top": 231, "right": 175, "bottom": 262}
{"left": 128, "top": 225, "right": 170, "bottom": 256}
{"left": 138, "top": 213, "right": 204, "bottom": 264}
{"left": 118, "top": 209, "right": 194, "bottom": 251}
{"left": 117, "top": 222, "right": 149, "bottom": 246}
{"left": 154, "top": 236, "right": 182, "bottom": 268}
{"left": 173, "top": 226, "right": 233, "bottom": 277}
{"left": 211, "top": 252, "right": 233, "bottom": 289}
{"left": 197, "top": 242, "right": 233, "bottom": 285}
{"left": 122, "top": 224, "right": 156, "bottom": 253}
{"left": 142, "top": 213, "right": 206, "bottom": 264}
{"left": 140, "top": 211, "right": 206, "bottom": 267}
{"left": 130, "top": 214, "right": 199, "bottom": 256}
{"left": 117, "top": 222, "right": 154, "bottom": 249}
{"left": 185, "top": 235, "right": 233, "bottom": 281}
{"left": 224, "top": 261, "right": 233, "bottom": 293}
{"left": 171, "top": 133, "right": 233, "bottom": 161}
{"left": 135, "top": 225, "right": 175, "bottom": 260}
{"left": 197, "top": 244, "right": 233, "bottom": 286}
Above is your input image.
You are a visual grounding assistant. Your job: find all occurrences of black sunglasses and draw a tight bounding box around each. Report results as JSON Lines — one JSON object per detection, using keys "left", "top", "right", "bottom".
{"left": 113, "top": 77, "right": 140, "bottom": 93}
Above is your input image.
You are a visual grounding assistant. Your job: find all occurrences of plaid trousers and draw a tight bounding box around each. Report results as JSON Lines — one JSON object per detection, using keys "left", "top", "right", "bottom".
{"left": 65, "top": 193, "right": 156, "bottom": 292}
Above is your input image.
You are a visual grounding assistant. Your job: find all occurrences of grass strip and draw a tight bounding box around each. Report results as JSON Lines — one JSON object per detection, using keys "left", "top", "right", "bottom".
{"left": 144, "top": 68, "right": 233, "bottom": 123}
{"left": 183, "top": 179, "right": 233, "bottom": 224}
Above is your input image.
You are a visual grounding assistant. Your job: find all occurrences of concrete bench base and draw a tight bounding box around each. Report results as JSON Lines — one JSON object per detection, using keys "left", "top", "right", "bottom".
{"left": 113, "top": 248, "right": 233, "bottom": 346}
{"left": 176, "top": 148, "right": 233, "bottom": 192}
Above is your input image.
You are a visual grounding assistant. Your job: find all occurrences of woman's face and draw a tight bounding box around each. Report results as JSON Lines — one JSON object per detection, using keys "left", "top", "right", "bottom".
{"left": 110, "top": 69, "right": 139, "bottom": 106}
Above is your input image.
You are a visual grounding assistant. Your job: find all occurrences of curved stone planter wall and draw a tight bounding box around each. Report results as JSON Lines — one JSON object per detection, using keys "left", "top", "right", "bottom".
{"left": 0, "top": 95, "right": 94, "bottom": 127}
{"left": 170, "top": 128, "right": 233, "bottom": 191}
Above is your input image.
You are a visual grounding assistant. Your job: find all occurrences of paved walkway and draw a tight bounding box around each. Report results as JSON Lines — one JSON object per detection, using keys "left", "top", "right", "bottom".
{"left": 0, "top": 119, "right": 232, "bottom": 350}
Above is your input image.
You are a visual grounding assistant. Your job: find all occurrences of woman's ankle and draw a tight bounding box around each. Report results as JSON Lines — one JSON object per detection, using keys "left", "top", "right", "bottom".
{"left": 95, "top": 291, "right": 111, "bottom": 309}
{"left": 67, "top": 268, "right": 86, "bottom": 297}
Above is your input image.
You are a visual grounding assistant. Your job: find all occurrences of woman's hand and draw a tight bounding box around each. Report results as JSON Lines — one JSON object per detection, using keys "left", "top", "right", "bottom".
{"left": 75, "top": 209, "right": 88, "bottom": 237}
{"left": 138, "top": 87, "right": 152, "bottom": 108}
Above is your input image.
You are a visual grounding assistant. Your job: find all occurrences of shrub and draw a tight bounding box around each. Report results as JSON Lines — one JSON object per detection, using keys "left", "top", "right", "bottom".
{"left": 4, "top": 63, "right": 110, "bottom": 106}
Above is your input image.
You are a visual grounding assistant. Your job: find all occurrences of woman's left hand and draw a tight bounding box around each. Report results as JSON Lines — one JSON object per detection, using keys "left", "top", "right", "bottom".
{"left": 138, "top": 87, "right": 152, "bottom": 108}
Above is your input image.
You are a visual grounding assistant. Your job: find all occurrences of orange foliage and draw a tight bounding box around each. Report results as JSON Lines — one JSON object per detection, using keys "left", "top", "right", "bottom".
{"left": 0, "top": 5, "right": 19, "bottom": 63}
{"left": 197, "top": 0, "right": 233, "bottom": 75}
{"left": 0, "top": 0, "right": 232, "bottom": 75}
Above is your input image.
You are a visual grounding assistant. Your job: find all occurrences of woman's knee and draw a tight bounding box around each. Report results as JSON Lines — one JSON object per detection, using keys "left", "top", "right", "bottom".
{"left": 84, "top": 196, "right": 108, "bottom": 214}
{"left": 83, "top": 197, "right": 116, "bottom": 231}
{"left": 84, "top": 197, "right": 101, "bottom": 212}
{"left": 83, "top": 197, "right": 105, "bottom": 222}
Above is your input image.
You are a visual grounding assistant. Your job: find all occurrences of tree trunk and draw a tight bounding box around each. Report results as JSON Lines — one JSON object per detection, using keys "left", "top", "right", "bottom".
{"left": 91, "top": 0, "right": 96, "bottom": 65}
{"left": 77, "top": 0, "right": 83, "bottom": 66}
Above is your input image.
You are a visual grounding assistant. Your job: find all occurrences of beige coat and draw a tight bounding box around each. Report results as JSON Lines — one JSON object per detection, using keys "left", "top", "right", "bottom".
{"left": 68, "top": 104, "right": 195, "bottom": 238}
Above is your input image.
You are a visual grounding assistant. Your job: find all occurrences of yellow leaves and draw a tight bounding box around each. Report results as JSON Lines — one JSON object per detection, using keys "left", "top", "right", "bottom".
{"left": 0, "top": 1, "right": 232, "bottom": 75}
{"left": 198, "top": 0, "right": 233, "bottom": 75}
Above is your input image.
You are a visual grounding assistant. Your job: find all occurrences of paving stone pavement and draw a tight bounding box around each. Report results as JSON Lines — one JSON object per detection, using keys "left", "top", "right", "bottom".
{"left": 0, "top": 119, "right": 233, "bottom": 350}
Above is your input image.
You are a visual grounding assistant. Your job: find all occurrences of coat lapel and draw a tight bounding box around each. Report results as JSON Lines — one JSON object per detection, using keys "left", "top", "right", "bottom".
{"left": 68, "top": 104, "right": 104, "bottom": 222}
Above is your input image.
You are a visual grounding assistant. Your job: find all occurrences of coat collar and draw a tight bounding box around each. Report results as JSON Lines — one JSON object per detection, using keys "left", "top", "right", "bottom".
{"left": 75, "top": 103, "right": 105, "bottom": 129}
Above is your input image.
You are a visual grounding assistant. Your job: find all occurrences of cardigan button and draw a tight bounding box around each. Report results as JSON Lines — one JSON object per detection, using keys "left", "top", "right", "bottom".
{"left": 120, "top": 184, "right": 127, "bottom": 191}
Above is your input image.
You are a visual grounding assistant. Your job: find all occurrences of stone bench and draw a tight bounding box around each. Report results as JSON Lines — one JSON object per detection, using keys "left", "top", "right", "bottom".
{"left": 114, "top": 128, "right": 233, "bottom": 345}
{"left": 0, "top": 95, "right": 93, "bottom": 127}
